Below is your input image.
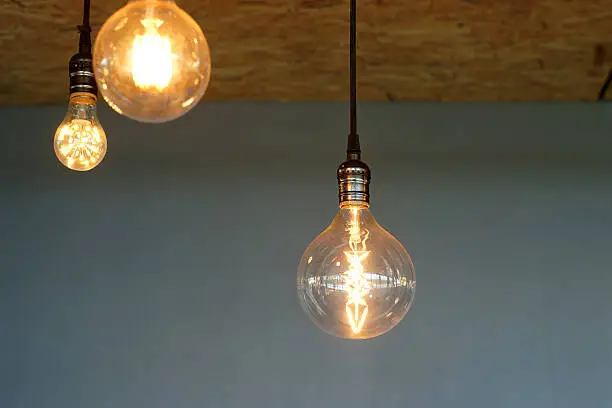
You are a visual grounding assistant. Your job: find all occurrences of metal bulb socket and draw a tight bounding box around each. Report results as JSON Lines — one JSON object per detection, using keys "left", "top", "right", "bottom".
{"left": 69, "top": 52, "right": 97, "bottom": 96}
{"left": 337, "top": 158, "right": 370, "bottom": 208}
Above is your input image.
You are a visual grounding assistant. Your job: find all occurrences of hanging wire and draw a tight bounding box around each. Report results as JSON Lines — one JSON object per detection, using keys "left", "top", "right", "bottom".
{"left": 82, "top": 0, "right": 90, "bottom": 28}
{"left": 598, "top": 69, "right": 612, "bottom": 101}
{"left": 346, "top": 0, "right": 361, "bottom": 160}
{"left": 78, "top": 0, "right": 92, "bottom": 54}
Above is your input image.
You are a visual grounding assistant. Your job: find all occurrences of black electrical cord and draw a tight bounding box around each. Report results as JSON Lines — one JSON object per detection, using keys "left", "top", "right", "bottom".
{"left": 69, "top": 0, "right": 97, "bottom": 96}
{"left": 78, "top": 0, "right": 92, "bottom": 55}
{"left": 598, "top": 69, "right": 612, "bottom": 101}
{"left": 347, "top": 0, "right": 361, "bottom": 160}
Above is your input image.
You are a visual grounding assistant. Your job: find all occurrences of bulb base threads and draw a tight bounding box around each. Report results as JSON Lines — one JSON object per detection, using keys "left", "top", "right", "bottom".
{"left": 338, "top": 158, "right": 370, "bottom": 207}
{"left": 69, "top": 52, "right": 97, "bottom": 96}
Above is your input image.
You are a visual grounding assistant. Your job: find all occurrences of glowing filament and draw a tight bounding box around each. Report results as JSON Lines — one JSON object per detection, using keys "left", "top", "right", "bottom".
{"left": 344, "top": 208, "right": 371, "bottom": 334}
{"left": 131, "top": 19, "right": 173, "bottom": 90}
{"left": 55, "top": 119, "right": 105, "bottom": 167}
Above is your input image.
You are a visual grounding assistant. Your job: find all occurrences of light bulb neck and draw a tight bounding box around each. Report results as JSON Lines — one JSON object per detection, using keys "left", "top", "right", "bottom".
{"left": 338, "top": 158, "right": 370, "bottom": 208}
{"left": 69, "top": 92, "right": 97, "bottom": 105}
{"left": 66, "top": 93, "right": 98, "bottom": 122}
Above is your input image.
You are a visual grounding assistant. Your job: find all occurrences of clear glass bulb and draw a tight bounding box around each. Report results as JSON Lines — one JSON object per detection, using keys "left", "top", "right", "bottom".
{"left": 297, "top": 205, "right": 416, "bottom": 339}
{"left": 93, "top": 0, "right": 211, "bottom": 123}
{"left": 54, "top": 93, "right": 107, "bottom": 172}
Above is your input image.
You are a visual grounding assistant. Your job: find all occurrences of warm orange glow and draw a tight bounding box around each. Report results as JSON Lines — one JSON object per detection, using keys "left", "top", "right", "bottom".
{"left": 344, "top": 208, "right": 371, "bottom": 333}
{"left": 131, "top": 19, "right": 173, "bottom": 90}
{"left": 54, "top": 118, "right": 106, "bottom": 171}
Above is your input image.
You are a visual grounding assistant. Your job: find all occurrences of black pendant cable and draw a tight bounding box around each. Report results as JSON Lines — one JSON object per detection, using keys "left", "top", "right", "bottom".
{"left": 338, "top": 0, "right": 370, "bottom": 206}
{"left": 72, "top": 0, "right": 97, "bottom": 96}
{"left": 53, "top": 0, "right": 107, "bottom": 172}
{"left": 347, "top": 0, "right": 360, "bottom": 160}
{"left": 598, "top": 69, "right": 612, "bottom": 101}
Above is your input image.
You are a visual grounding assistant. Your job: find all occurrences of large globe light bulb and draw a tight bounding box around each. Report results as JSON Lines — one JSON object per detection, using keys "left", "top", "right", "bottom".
{"left": 93, "top": 0, "right": 211, "bottom": 123}
{"left": 54, "top": 93, "right": 107, "bottom": 171}
{"left": 297, "top": 161, "right": 416, "bottom": 339}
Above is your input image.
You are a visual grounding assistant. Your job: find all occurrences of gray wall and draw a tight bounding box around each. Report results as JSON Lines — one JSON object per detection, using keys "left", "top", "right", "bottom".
{"left": 1, "top": 102, "right": 612, "bottom": 408}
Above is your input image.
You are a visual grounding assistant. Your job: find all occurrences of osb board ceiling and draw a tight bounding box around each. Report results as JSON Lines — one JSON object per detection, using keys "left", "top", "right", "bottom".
{"left": 0, "top": 0, "right": 611, "bottom": 105}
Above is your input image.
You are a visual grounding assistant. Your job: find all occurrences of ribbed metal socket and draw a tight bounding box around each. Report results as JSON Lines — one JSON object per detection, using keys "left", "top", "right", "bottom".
{"left": 337, "top": 159, "right": 370, "bottom": 207}
{"left": 69, "top": 52, "right": 97, "bottom": 96}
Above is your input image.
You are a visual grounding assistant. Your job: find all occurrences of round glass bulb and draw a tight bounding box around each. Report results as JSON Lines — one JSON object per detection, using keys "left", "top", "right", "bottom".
{"left": 54, "top": 93, "right": 107, "bottom": 171}
{"left": 93, "top": 0, "right": 211, "bottom": 123}
{"left": 297, "top": 205, "right": 415, "bottom": 339}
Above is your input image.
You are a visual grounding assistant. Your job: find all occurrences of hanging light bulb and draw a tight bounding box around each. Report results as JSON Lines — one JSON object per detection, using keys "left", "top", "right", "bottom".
{"left": 54, "top": 93, "right": 107, "bottom": 171}
{"left": 297, "top": 198, "right": 416, "bottom": 339}
{"left": 93, "top": 0, "right": 211, "bottom": 123}
{"left": 296, "top": 0, "right": 415, "bottom": 339}
{"left": 54, "top": 0, "right": 107, "bottom": 171}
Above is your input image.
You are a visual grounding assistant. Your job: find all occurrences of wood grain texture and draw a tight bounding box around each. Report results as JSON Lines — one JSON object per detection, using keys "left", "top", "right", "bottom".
{"left": 0, "top": 0, "right": 611, "bottom": 105}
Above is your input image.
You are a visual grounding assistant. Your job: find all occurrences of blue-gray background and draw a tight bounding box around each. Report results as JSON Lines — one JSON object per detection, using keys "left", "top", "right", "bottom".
{"left": 1, "top": 102, "right": 612, "bottom": 408}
